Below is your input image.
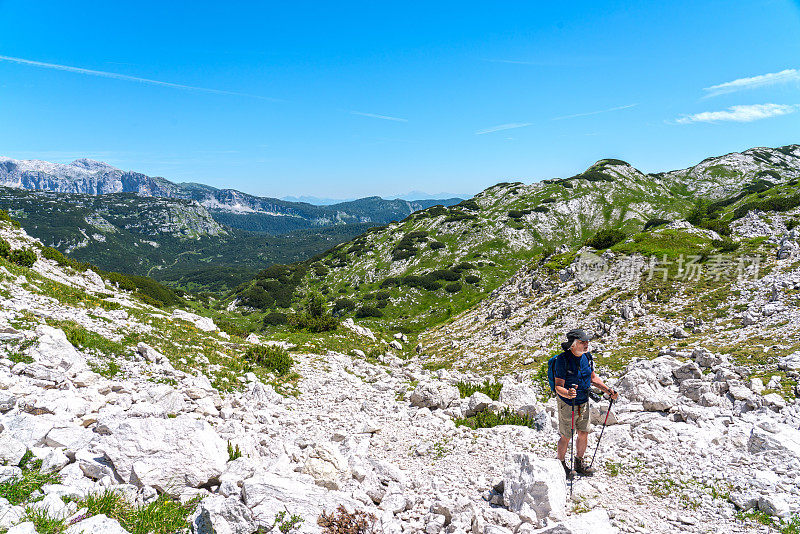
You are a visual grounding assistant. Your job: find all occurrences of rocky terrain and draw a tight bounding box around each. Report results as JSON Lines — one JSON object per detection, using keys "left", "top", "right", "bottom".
{"left": 0, "top": 209, "right": 799, "bottom": 533}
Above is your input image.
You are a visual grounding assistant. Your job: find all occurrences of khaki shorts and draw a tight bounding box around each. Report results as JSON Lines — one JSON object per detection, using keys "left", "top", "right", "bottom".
{"left": 557, "top": 397, "right": 590, "bottom": 438}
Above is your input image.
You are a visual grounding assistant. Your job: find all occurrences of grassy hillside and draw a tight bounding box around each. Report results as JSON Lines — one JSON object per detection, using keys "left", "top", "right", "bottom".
{"left": 227, "top": 146, "right": 800, "bottom": 342}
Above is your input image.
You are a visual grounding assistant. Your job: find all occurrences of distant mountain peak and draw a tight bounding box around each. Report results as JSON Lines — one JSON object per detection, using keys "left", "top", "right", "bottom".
{"left": 69, "top": 158, "right": 118, "bottom": 172}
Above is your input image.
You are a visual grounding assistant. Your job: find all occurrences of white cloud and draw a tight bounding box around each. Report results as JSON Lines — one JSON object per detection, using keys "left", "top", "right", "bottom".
{"left": 0, "top": 54, "right": 281, "bottom": 101}
{"left": 350, "top": 111, "right": 408, "bottom": 122}
{"left": 704, "top": 69, "right": 800, "bottom": 97}
{"left": 474, "top": 122, "right": 532, "bottom": 135}
{"left": 675, "top": 103, "right": 798, "bottom": 124}
{"left": 551, "top": 103, "right": 637, "bottom": 121}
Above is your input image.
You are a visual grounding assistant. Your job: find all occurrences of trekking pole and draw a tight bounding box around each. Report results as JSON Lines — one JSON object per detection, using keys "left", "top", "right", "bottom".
{"left": 569, "top": 387, "right": 576, "bottom": 497}
{"left": 588, "top": 395, "right": 614, "bottom": 470}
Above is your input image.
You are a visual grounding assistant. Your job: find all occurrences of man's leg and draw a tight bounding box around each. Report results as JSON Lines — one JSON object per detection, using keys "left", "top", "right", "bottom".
{"left": 557, "top": 434, "right": 569, "bottom": 461}
{"left": 576, "top": 430, "right": 589, "bottom": 458}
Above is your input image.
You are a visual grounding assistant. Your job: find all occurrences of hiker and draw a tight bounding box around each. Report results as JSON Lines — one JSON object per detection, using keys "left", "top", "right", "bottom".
{"left": 553, "top": 328, "right": 617, "bottom": 478}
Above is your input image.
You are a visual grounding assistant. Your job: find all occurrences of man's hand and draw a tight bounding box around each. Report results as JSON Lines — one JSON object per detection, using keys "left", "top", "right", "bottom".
{"left": 566, "top": 386, "right": 577, "bottom": 399}
{"left": 608, "top": 388, "right": 618, "bottom": 401}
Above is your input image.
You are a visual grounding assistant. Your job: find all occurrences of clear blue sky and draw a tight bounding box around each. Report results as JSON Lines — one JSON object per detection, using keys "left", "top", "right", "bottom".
{"left": 1, "top": 1, "right": 799, "bottom": 198}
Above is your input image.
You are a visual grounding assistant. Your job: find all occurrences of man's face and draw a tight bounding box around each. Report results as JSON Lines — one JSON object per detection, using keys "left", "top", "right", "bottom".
{"left": 571, "top": 339, "right": 588, "bottom": 353}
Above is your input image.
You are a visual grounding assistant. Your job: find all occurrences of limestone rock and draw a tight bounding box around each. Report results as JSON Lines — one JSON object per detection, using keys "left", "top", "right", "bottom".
{"left": 190, "top": 494, "right": 258, "bottom": 534}
{"left": 503, "top": 453, "right": 565, "bottom": 522}
{"left": 97, "top": 416, "right": 228, "bottom": 496}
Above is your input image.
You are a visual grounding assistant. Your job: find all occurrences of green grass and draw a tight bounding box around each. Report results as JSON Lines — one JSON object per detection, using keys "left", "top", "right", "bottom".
{"left": 22, "top": 507, "right": 67, "bottom": 534}
{"left": 74, "top": 490, "right": 200, "bottom": 534}
{"left": 456, "top": 379, "right": 502, "bottom": 400}
{"left": 0, "top": 455, "right": 61, "bottom": 505}
{"left": 736, "top": 509, "right": 800, "bottom": 533}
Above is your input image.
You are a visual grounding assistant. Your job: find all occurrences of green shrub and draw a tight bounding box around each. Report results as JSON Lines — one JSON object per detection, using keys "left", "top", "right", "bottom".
{"left": 288, "top": 292, "right": 337, "bottom": 332}
{"left": 532, "top": 206, "right": 549, "bottom": 213}
{"left": 445, "top": 282, "right": 462, "bottom": 293}
{"left": 586, "top": 229, "right": 626, "bottom": 249}
{"left": 356, "top": 305, "right": 383, "bottom": 318}
{"left": 380, "top": 277, "right": 401, "bottom": 288}
{"left": 217, "top": 319, "right": 249, "bottom": 338}
{"left": 430, "top": 269, "right": 460, "bottom": 281}
{"left": 429, "top": 241, "right": 446, "bottom": 250}
{"left": 453, "top": 262, "right": 476, "bottom": 271}
{"left": 391, "top": 248, "right": 417, "bottom": 261}
{"left": 508, "top": 209, "right": 532, "bottom": 219}
{"left": 332, "top": 298, "right": 356, "bottom": 314}
{"left": 407, "top": 230, "right": 429, "bottom": 238}
{"left": 465, "top": 274, "right": 480, "bottom": 284}
{"left": 643, "top": 218, "right": 671, "bottom": 231}
{"left": 426, "top": 205, "right": 448, "bottom": 217}
{"left": 263, "top": 311, "right": 288, "bottom": 326}
{"left": 288, "top": 312, "right": 337, "bottom": 332}
{"left": 457, "top": 199, "right": 480, "bottom": 211}
{"left": 456, "top": 379, "right": 502, "bottom": 400}
{"left": 9, "top": 248, "right": 36, "bottom": 268}
{"left": 0, "top": 237, "right": 9, "bottom": 258}
{"left": 787, "top": 219, "right": 800, "bottom": 230}
{"left": 243, "top": 345, "right": 293, "bottom": 375}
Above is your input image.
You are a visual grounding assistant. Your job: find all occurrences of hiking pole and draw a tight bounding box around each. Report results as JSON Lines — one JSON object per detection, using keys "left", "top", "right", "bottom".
{"left": 588, "top": 395, "right": 614, "bottom": 470}
{"left": 569, "top": 387, "right": 576, "bottom": 498}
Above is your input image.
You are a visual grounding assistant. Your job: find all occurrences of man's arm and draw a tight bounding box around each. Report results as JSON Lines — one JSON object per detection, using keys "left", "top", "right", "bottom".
{"left": 554, "top": 377, "right": 576, "bottom": 399}
{"left": 590, "top": 372, "right": 618, "bottom": 400}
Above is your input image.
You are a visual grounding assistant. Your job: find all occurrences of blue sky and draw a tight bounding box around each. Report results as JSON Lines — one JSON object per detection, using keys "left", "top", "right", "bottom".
{"left": 1, "top": 1, "right": 799, "bottom": 199}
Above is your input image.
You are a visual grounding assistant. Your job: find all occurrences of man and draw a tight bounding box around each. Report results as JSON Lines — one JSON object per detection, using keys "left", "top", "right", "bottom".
{"left": 554, "top": 328, "right": 618, "bottom": 478}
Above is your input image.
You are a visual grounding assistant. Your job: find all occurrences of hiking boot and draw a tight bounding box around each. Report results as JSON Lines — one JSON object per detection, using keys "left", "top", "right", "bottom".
{"left": 561, "top": 460, "right": 576, "bottom": 479}
{"left": 574, "top": 457, "right": 595, "bottom": 476}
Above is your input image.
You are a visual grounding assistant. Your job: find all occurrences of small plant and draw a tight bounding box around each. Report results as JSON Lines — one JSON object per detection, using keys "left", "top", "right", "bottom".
{"left": 604, "top": 459, "right": 622, "bottom": 477}
{"left": 456, "top": 379, "right": 502, "bottom": 400}
{"left": 243, "top": 345, "right": 294, "bottom": 376}
{"left": 318, "top": 505, "right": 377, "bottom": 534}
{"left": 432, "top": 437, "right": 451, "bottom": 460}
{"left": 275, "top": 510, "right": 304, "bottom": 533}
{"left": 648, "top": 476, "right": 680, "bottom": 498}
{"left": 0, "top": 237, "right": 10, "bottom": 258}
{"left": 227, "top": 441, "right": 242, "bottom": 461}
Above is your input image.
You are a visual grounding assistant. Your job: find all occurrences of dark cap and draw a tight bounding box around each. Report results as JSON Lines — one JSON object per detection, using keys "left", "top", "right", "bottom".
{"left": 561, "top": 328, "right": 591, "bottom": 351}
{"left": 566, "top": 328, "right": 591, "bottom": 342}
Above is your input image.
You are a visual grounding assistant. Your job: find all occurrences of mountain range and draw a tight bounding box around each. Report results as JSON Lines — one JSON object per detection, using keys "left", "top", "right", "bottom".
{"left": 0, "top": 156, "right": 463, "bottom": 235}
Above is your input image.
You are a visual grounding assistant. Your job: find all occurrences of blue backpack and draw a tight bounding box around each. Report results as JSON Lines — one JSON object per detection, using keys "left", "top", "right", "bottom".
{"left": 547, "top": 352, "right": 594, "bottom": 395}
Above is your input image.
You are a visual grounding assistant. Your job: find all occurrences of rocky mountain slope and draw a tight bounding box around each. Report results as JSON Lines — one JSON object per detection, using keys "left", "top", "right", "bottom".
{"left": 0, "top": 201, "right": 798, "bottom": 534}
{"left": 0, "top": 156, "right": 462, "bottom": 235}
{"left": 233, "top": 145, "right": 800, "bottom": 336}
